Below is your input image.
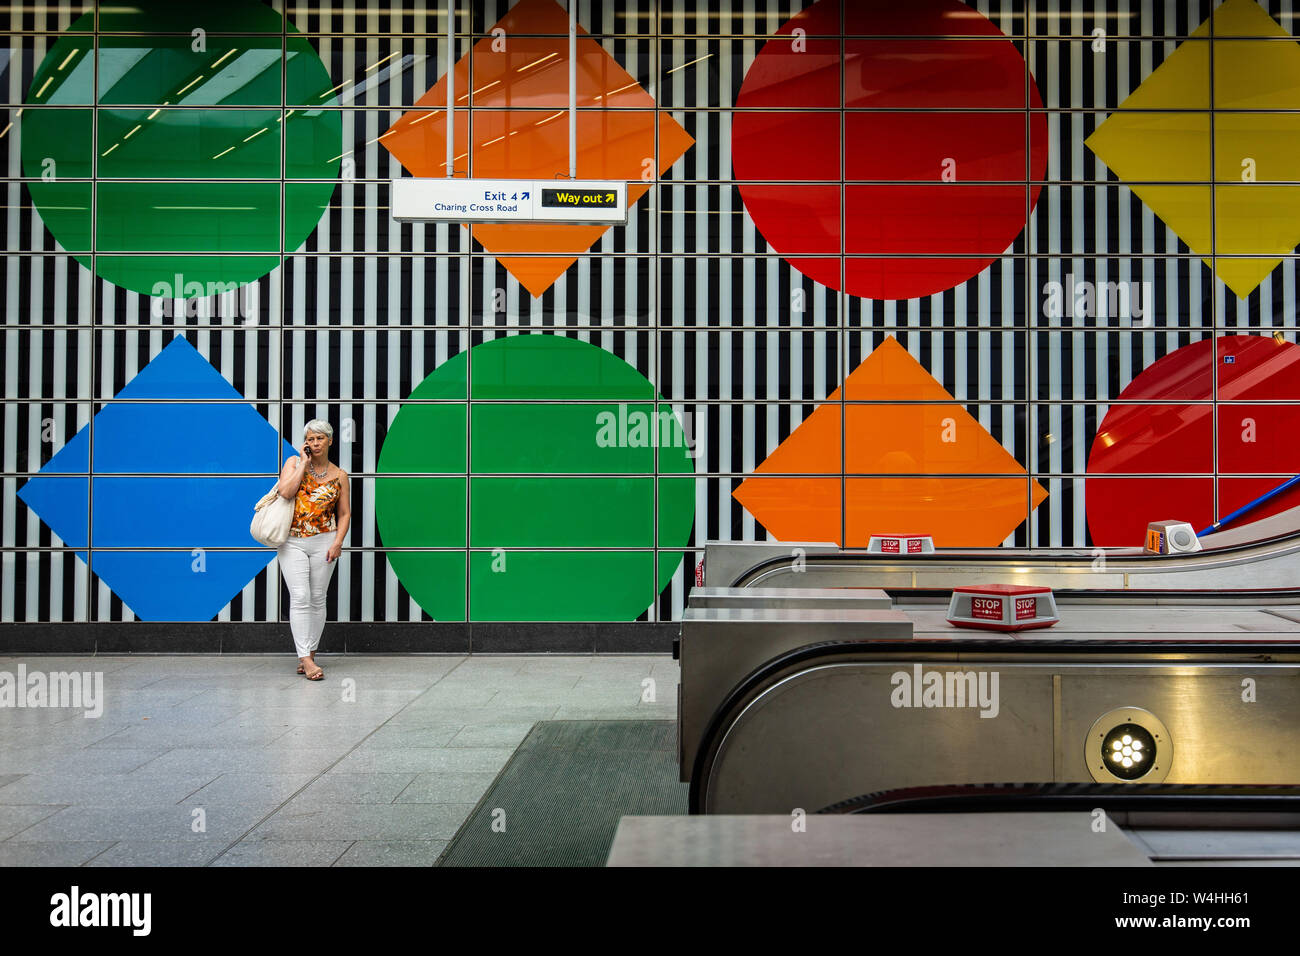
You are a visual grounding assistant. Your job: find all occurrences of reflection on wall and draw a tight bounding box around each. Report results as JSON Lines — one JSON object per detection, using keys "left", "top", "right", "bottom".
{"left": 1086, "top": 0, "right": 1300, "bottom": 298}
{"left": 733, "top": 0, "right": 1048, "bottom": 300}
{"left": 9, "top": 0, "right": 1300, "bottom": 625}
{"left": 1087, "top": 334, "right": 1300, "bottom": 544}
{"left": 22, "top": 0, "right": 340, "bottom": 296}
{"left": 381, "top": 0, "right": 693, "bottom": 297}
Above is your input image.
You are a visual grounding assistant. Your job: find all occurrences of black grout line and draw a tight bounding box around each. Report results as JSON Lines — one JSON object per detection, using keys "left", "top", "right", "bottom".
{"left": 0, "top": 802, "right": 69, "bottom": 843}
{"left": 327, "top": 840, "right": 357, "bottom": 866}
{"left": 79, "top": 839, "right": 121, "bottom": 866}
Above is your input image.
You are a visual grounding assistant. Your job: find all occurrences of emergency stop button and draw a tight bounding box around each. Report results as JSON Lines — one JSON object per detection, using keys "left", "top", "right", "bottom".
{"left": 947, "top": 583, "right": 1059, "bottom": 632}
{"left": 866, "top": 534, "right": 935, "bottom": 555}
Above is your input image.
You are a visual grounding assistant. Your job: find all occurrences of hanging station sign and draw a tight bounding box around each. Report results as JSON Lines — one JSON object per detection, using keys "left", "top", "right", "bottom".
{"left": 391, "top": 178, "right": 628, "bottom": 225}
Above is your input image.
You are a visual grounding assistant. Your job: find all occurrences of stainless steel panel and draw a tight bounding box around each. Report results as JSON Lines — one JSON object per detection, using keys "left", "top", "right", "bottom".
{"left": 682, "top": 607, "right": 910, "bottom": 624}
{"left": 678, "top": 607, "right": 915, "bottom": 782}
{"left": 694, "top": 656, "right": 1300, "bottom": 813}
{"left": 704, "top": 663, "right": 1054, "bottom": 813}
{"left": 701, "top": 541, "right": 839, "bottom": 588}
{"left": 1131, "top": 828, "right": 1300, "bottom": 860}
{"left": 606, "top": 813, "right": 1152, "bottom": 867}
{"left": 688, "top": 586, "right": 892, "bottom": 610}
{"left": 1058, "top": 672, "right": 1300, "bottom": 784}
{"left": 744, "top": 562, "right": 921, "bottom": 591}
{"left": 913, "top": 567, "right": 1129, "bottom": 590}
{"left": 897, "top": 604, "right": 1300, "bottom": 639}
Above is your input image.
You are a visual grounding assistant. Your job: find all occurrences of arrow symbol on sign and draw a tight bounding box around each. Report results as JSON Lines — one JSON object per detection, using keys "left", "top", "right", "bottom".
{"left": 521, "top": 191, "right": 530, "bottom": 199}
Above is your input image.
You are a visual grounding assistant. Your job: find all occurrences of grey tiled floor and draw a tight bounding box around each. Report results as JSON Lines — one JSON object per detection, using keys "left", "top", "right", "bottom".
{"left": 0, "top": 654, "right": 678, "bottom": 867}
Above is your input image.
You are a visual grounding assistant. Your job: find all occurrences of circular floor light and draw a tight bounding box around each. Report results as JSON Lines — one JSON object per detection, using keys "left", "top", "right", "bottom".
{"left": 1101, "top": 723, "right": 1157, "bottom": 779}
{"left": 1085, "top": 707, "right": 1173, "bottom": 784}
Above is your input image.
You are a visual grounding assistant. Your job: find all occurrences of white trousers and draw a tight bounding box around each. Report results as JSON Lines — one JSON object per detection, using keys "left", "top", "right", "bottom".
{"left": 278, "top": 533, "right": 337, "bottom": 659}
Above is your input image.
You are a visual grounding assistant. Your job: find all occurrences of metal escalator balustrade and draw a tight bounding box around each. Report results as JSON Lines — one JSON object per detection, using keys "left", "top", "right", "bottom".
{"left": 677, "top": 604, "right": 916, "bottom": 784}
{"left": 702, "top": 533, "right": 1300, "bottom": 597}
{"left": 688, "top": 640, "right": 1300, "bottom": 815}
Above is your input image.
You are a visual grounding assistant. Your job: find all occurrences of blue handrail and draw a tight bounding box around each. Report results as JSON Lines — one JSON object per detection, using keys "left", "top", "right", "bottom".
{"left": 1197, "top": 474, "right": 1300, "bottom": 536}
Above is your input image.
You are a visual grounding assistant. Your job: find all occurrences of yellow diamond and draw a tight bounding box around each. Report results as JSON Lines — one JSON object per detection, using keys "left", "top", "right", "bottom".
{"left": 1085, "top": 0, "right": 1300, "bottom": 298}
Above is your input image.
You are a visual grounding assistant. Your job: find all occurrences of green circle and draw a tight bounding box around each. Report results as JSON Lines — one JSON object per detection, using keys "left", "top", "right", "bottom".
{"left": 376, "top": 335, "right": 697, "bottom": 622}
{"left": 22, "top": 1, "right": 341, "bottom": 296}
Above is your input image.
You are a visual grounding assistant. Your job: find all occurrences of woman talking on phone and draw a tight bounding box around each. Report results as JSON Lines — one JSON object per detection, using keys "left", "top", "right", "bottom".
{"left": 276, "top": 420, "right": 350, "bottom": 681}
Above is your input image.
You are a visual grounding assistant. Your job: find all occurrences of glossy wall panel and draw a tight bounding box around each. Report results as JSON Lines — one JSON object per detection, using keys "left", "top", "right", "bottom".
{"left": 8, "top": 0, "right": 1300, "bottom": 625}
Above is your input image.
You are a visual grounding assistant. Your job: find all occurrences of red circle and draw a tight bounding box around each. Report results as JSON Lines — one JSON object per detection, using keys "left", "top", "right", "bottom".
{"left": 732, "top": 0, "right": 1047, "bottom": 300}
{"left": 1086, "top": 335, "right": 1300, "bottom": 545}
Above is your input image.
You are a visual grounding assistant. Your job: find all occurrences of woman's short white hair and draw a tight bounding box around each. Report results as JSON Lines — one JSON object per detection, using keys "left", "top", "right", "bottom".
{"left": 304, "top": 419, "right": 333, "bottom": 441}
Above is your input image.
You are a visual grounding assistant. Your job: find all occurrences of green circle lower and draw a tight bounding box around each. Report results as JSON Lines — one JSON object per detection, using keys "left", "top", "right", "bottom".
{"left": 375, "top": 335, "right": 697, "bottom": 621}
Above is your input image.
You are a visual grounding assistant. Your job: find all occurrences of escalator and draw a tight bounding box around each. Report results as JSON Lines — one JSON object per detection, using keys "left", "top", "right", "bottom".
{"left": 682, "top": 506, "right": 1300, "bottom": 816}
{"left": 685, "top": 639, "right": 1300, "bottom": 815}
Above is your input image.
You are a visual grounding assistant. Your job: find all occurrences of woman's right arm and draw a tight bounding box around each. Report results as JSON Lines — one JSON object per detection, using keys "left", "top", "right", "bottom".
{"left": 277, "top": 452, "right": 309, "bottom": 499}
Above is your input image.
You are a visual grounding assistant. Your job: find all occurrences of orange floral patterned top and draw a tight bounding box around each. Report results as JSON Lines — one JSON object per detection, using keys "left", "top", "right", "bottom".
{"left": 289, "top": 465, "right": 340, "bottom": 537}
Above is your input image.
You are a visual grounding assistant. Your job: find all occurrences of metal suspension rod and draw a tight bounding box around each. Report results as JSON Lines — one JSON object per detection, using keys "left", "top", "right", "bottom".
{"left": 568, "top": 0, "right": 576, "bottom": 178}
{"left": 446, "top": 2, "right": 454, "bottom": 177}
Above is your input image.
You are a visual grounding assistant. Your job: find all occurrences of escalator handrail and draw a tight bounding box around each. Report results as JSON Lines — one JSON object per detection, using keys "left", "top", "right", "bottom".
{"left": 818, "top": 782, "right": 1300, "bottom": 815}
{"left": 728, "top": 532, "right": 1300, "bottom": 589}
{"left": 688, "top": 638, "right": 1300, "bottom": 814}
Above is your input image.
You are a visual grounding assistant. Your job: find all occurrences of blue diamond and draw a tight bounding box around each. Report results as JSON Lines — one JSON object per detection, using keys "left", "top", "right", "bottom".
{"left": 17, "top": 336, "right": 296, "bottom": 621}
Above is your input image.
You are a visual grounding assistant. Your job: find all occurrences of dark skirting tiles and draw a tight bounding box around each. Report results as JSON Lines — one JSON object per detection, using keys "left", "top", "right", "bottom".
{"left": 0, "top": 624, "right": 96, "bottom": 655}
{"left": 221, "top": 624, "right": 311, "bottom": 654}
{"left": 0, "top": 622, "right": 675, "bottom": 654}
{"left": 471, "top": 622, "right": 678, "bottom": 654}
{"left": 95, "top": 622, "right": 224, "bottom": 654}
{"left": 341, "top": 622, "right": 471, "bottom": 654}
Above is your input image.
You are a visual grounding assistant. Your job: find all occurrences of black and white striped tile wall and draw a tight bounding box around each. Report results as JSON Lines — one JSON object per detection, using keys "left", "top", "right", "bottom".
{"left": 2, "top": 0, "right": 1298, "bottom": 623}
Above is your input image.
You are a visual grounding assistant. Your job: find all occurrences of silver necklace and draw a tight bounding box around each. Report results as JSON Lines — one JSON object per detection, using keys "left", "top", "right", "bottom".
{"left": 307, "top": 456, "right": 327, "bottom": 480}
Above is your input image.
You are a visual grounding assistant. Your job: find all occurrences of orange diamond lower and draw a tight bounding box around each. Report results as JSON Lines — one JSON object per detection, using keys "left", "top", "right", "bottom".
{"left": 733, "top": 337, "right": 1047, "bottom": 547}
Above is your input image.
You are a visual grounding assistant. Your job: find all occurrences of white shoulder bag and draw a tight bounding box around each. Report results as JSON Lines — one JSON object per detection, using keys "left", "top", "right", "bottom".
{"left": 250, "top": 483, "right": 295, "bottom": 547}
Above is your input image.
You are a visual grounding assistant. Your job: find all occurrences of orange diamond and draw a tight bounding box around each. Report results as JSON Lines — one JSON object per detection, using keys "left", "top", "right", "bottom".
{"left": 381, "top": 0, "right": 694, "bottom": 298}
{"left": 733, "top": 337, "right": 1047, "bottom": 547}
